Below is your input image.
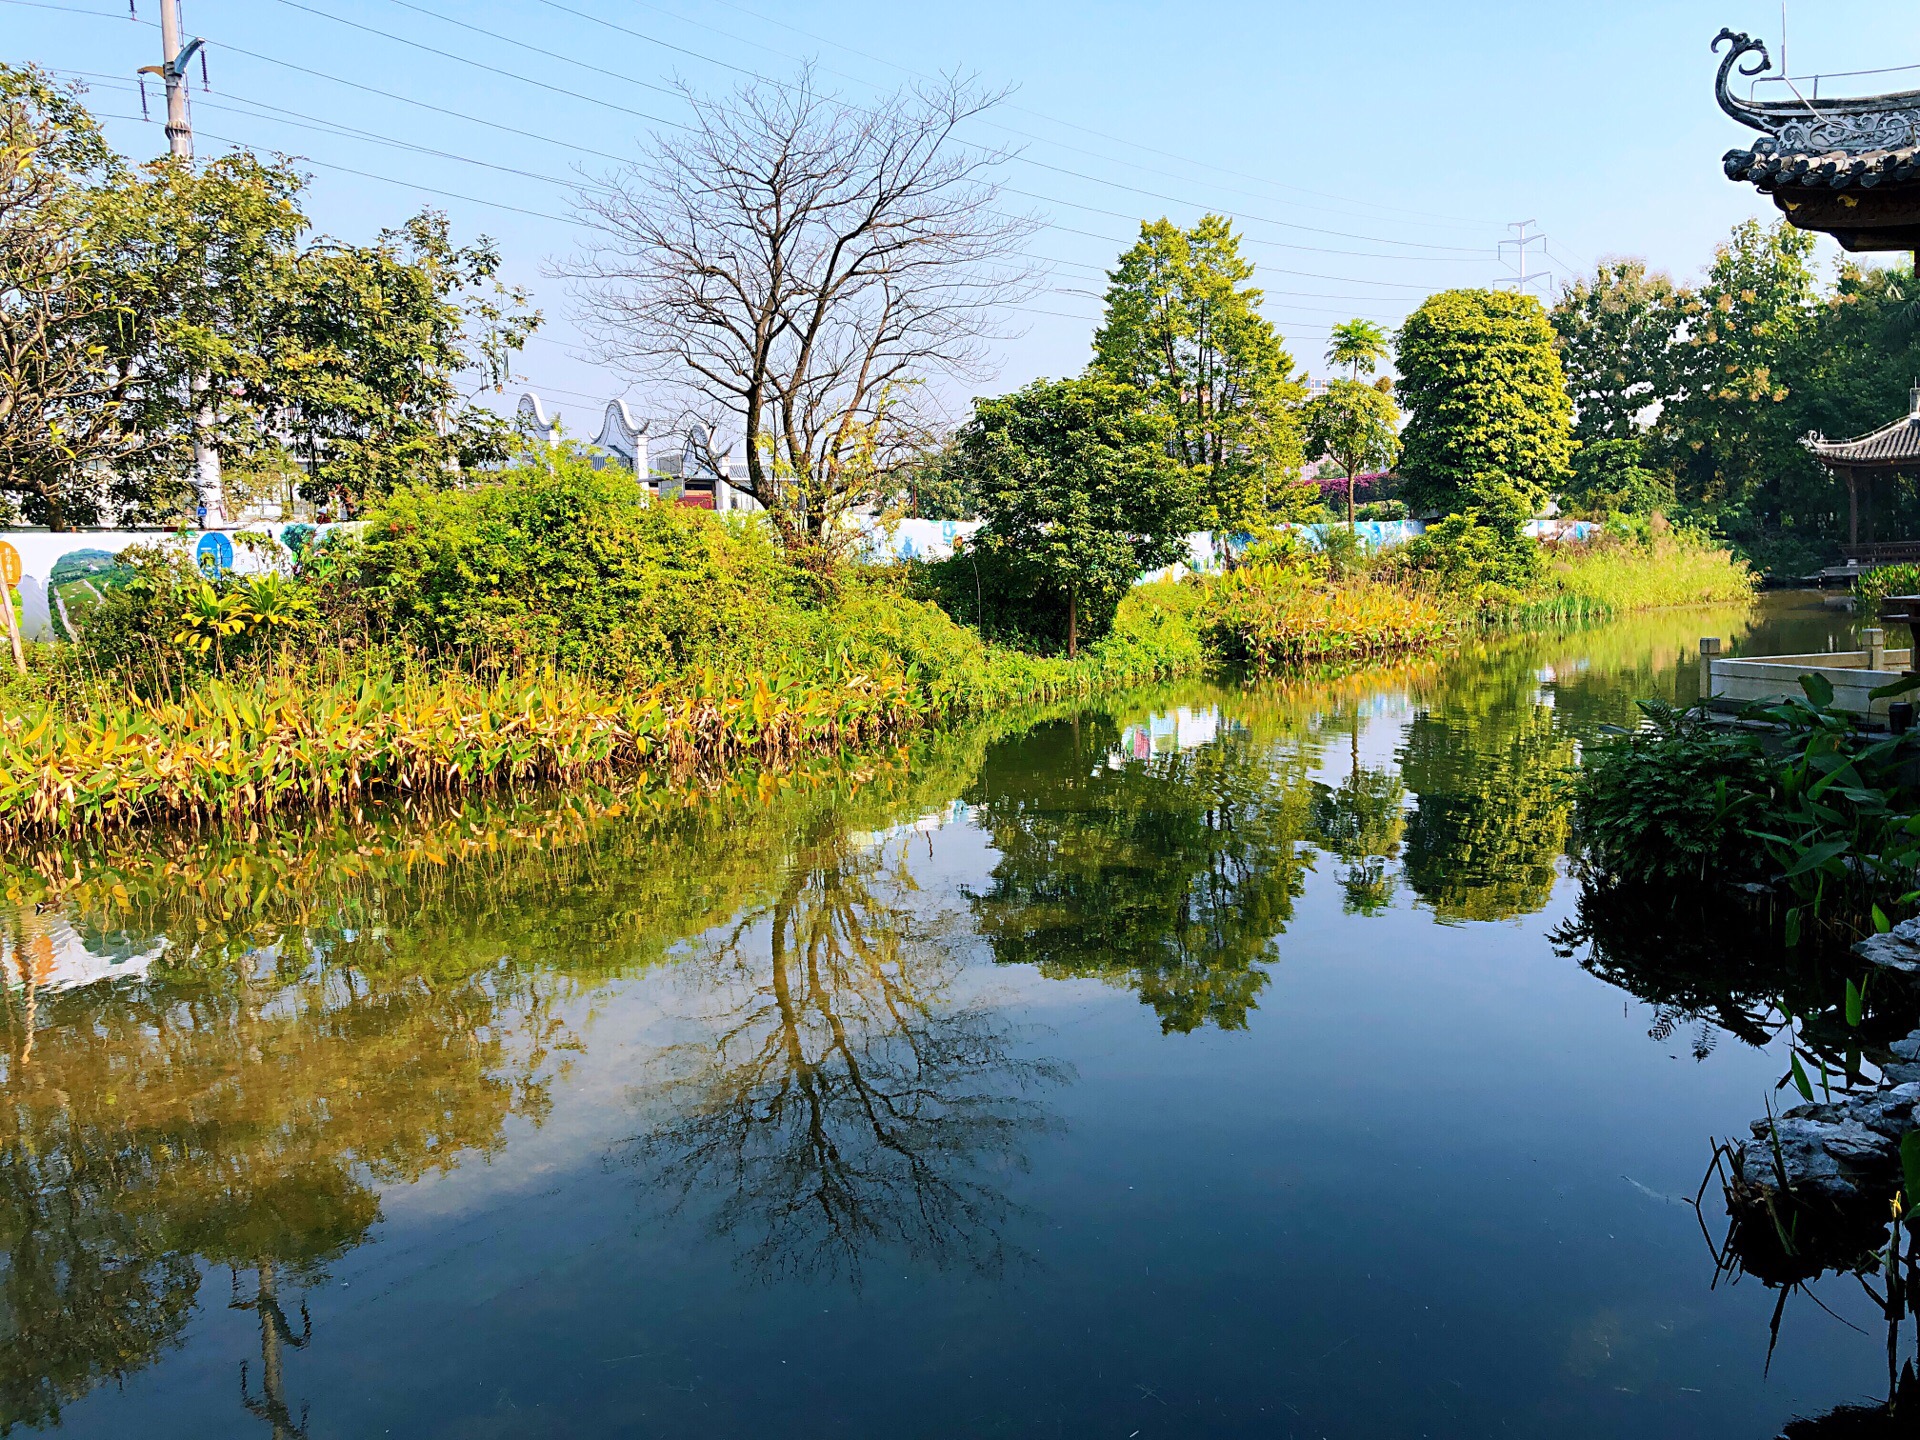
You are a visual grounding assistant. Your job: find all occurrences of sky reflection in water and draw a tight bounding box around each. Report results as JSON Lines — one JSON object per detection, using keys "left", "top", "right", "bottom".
{"left": 0, "top": 594, "right": 1892, "bottom": 1438}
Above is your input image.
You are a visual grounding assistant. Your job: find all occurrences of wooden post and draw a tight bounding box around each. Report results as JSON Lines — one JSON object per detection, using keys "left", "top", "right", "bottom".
{"left": 1699, "top": 636, "right": 1722, "bottom": 701}
{"left": 1848, "top": 469, "right": 1859, "bottom": 550}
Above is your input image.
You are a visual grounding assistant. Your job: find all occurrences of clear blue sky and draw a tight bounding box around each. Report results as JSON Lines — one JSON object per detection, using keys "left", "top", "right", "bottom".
{"left": 8, "top": 0, "right": 1917, "bottom": 430}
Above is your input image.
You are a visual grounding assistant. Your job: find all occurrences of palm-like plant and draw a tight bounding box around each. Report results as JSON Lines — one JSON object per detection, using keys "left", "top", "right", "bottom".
{"left": 1326, "top": 319, "right": 1390, "bottom": 382}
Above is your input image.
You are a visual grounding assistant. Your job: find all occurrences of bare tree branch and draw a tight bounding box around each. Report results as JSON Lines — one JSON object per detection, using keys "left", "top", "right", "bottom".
{"left": 560, "top": 65, "right": 1040, "bottom": 555}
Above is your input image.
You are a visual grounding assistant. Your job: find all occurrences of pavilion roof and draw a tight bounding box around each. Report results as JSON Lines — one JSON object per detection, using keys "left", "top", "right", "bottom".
{"left": 1803, "top": 415, "right": 1920, "bottom": 469}
{"left": 1712, "top": 30, "right": 1920, "bottom": 252}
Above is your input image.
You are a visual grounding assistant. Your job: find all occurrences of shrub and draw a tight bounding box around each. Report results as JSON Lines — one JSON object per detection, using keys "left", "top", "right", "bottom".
{"left": 338, "top": 452, "right": 812, "bottom": 683}
{"left": 1199, "top": 566, "right": 1448, "bottom": 674}
{"left": 1549, "top": 532, "right": 1755, "bottom": 611}
{"left": 1386, "top": 512, "right": 1544, "bottom": 607}
{"left": 1855, "top": 562, "right": 1920, "bottom": 624}
{"left": 1571, "top": 700, "right": 1774, "bottom": 888}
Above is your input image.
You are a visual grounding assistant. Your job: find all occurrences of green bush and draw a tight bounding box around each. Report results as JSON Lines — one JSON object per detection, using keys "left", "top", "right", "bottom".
{"left": 1571, "top": 701, "right": 1774, "bottom": 887}
{"left": 339, "top": 453, "right": 813, "bottom": 683}
{"left": 1854, "top": 562, "right": 1920, "bottom": 624}
{"left": 1387, "top": 512, "right": 1544, "bottom": 607}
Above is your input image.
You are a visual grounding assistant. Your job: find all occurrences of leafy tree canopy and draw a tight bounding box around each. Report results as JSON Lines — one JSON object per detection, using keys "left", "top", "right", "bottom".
{"left": 1091, "top": 214, "right": 1309, "bottom": 533}
{"left": 0, "top": 65, "right": 537, "bottom": 527}
{"left": 1303, "top": 379, "right": 1399, "bottom": 527}
{"left": 1394, "top": 288, "right": 1573, "bottom": 523}
{"left": 957, "top": 376, "right": 1199, "bottom": 655}
{"left": 1549, "top": 259, "right": 1679, "bottom": 445}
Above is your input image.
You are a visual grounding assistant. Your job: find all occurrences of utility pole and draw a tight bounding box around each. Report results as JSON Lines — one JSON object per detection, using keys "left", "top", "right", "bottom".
{"left": 139, "top": 2, "right": 225, "bottom": 522}
{"left": 1496, "top": 220, "right": 1551, "bottom": 297}
{"left": 141, "top": 0, "right": 202, "bottom": 159}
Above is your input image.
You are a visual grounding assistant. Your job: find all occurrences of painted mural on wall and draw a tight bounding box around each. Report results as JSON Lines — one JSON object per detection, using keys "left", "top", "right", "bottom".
{"left": 2, "top": 524, "right": 347, "bottom": 642}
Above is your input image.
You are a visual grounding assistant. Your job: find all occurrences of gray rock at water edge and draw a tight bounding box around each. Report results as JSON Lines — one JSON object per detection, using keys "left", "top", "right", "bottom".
{"left": 1734, "top": 1070, "right": 1920, "bottom": 1208}
{"left": 1854, "top": 919, "right": 1920, "bottom": 977}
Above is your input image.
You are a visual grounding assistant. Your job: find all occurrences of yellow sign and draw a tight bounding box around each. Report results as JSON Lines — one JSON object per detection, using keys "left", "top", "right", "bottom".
{"left": 0, "top": 542, "right": 18, "bottom": 588}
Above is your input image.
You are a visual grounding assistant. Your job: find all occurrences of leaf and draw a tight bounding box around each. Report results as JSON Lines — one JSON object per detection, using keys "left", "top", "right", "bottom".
{"left": 1798, "top": 672, "right": 1835, "bottom": 709}
{"left": 1782, "top": 839, "right": 1850, "bottom": 878}
{"left": 1789, "top": 1051, "right": 1816, "bottom": 1103}
{"left": 1871, "top": 674, "right": 1920, "bottom": 700}
{"left": 1845, "top": 977, "right": 1865, "bottom": 1028}
{"left": 1874, "top": 904, "right": 1892, "bottom": 934}
{"left": 1784, "top": 906, "right": 1802, "bottom": 948}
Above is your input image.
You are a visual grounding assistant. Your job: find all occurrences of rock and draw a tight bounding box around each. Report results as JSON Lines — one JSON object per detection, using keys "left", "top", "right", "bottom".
{"left": 1736, "top": 1114, "right": 1900, "bottom": 1205}
{"left": 1890, "top": 1029, "right": 1920, "bottom": 1062}
{"left": 1853, "top": 920, "right": 1920, "bottom": 976}
{"left": 1882, "top": 1062, "right": 1920, "bottom": 1085}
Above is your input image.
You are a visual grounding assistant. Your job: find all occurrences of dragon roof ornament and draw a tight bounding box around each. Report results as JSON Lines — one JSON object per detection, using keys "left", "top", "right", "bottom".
{"left": 1714, "top": 28, "right": 1920, "bottom": 156}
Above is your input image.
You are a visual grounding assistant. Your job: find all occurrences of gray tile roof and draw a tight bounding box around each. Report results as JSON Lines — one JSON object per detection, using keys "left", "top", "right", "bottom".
{"left": 1804, "top": 415, "right": 1920, "bottom": 467}
{"left": 1725, "top": 141, "right": 1920, "bottom": 191}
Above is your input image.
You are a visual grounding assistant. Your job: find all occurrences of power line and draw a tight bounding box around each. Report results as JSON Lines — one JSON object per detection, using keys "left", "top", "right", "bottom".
{"left": 668, "top": 0, "right": 1505, "bottom": 231}
{"left": 270, "top": 0, "right": 687, "bottom": 129}
{"left": 68, "top": 69, "right": 1419, "bottom": 319}
{"left": 22, "top": 0, "right": 1486, "bottom": 285}
{"left": 376, "top": 0, "right": 1490, "bottom": 263}
{"left": 12, "top": 2, "right": 646, "bottom": 166}
{"left": 512, "top": 0, "right": 1492, "bottom": 256}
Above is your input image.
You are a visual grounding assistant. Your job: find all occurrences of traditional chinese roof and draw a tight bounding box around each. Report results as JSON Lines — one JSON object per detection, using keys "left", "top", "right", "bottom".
{"left": 1803, "top": 405, "right": 1920, "bottom": 470}
{"left": 1714, "top": 29, "right": 1920, "bottom": 253}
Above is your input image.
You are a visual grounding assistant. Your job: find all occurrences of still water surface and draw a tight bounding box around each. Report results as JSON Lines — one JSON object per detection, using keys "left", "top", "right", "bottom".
{"left": 0, "top": 594, "right": 1887, "bottom": 1437}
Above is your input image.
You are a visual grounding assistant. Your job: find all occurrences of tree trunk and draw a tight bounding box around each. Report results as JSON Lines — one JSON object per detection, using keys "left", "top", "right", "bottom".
{"left": 1067, "top": 583, "right": 1078, "bottom": 659}
{"left": 1346, "top": 469, "right": 1356, "bottom": 530}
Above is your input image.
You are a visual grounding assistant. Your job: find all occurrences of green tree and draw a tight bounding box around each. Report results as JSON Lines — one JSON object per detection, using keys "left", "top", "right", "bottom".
{"left": 1394, "top": 289, "right": 1573, "bottom": 522}
{"left": 1549, "top": 260, "right": 1680, "bottom": 447}
{"left": 1653, "top": 220, "right": 1818, "bottom": 534}
{"left": 1563, "top": 435, "right": 1673, "bottom": 517}
{"left": 0, "top": 66, "right": 537, "bottom": 528}
{"left": 1091, "top": 214, "right": 1309, "bottom": 537}
{"left": 1303, "top": 379, "right": 1400, "bottom": 527}
{"left": 0, "top": 66, "right": 151, "bottom": 527}
{"left": 262, "top": 212, "right": 537, "bottom": 512}
{"left": 957, "top": 376, "right": 1198, "bottom": 655}
{"left": 1326, "top": 317, "right": 1390, "bottom": 382}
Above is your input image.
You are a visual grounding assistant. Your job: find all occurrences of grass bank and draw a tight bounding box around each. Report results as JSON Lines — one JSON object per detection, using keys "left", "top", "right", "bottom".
{"left": 0, "top": 463, "right": 1752, "bottom": 836}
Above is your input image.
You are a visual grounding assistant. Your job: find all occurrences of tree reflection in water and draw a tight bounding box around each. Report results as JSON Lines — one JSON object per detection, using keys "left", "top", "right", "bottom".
{"left": 624, "top": 817, "right": 1067, "bottom": 1284}
{"left": 1311, "top": 724, "right": 1406, "bottom": 917}
{"left": 0, "top": 902, "right": 571, "bottom": 1436}
{"left": 0, "top": 758, "right": 981, "bottom": 1432}
{"left": 963, "top": 712, "right": 1317, "bottom": 1033}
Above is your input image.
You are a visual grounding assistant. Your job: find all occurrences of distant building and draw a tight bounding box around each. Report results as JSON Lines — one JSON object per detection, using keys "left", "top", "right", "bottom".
{"left": 517, "top": 392, "right": 762, "bottom": 513}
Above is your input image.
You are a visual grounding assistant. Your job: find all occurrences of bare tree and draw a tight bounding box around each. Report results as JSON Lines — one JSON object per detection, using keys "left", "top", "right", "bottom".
{"left": 562, "top": 67, "right": 1038, "bottom": 557}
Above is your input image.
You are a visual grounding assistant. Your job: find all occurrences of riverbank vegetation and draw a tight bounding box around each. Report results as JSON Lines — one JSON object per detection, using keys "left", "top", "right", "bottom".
{"left": 1, "top": 64, "right": 1756, "bottom": 836}
{"left": 1572, "top": 684, "right": 1920, "bottom": 948}
{"left": 0, "top": 460, "right": 1751, "bottom": 836}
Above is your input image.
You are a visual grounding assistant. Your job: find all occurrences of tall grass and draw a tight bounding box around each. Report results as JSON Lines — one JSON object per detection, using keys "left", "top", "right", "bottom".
{"left": 0, "top": 583, "right": 1202, "bottom": 837}
{"left": 1545, "top": 534, "right": 1757, "bottom": 613}
{"left": 1199, "top": 572, "right": 1449, "bottom": 675}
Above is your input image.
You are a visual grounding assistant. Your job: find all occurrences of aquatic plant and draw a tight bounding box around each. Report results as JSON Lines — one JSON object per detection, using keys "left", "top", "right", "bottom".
{"left": 1199, "top": 570, "right": 1449, "bottom": 675}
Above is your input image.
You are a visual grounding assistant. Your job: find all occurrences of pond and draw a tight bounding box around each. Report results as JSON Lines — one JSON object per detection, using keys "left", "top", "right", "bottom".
{"left": 0, "top": 592, "right": 1891, "bottom": 1438}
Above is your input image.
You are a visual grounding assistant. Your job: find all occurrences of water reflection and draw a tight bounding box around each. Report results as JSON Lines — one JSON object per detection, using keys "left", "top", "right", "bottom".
{"left": 0, "top": 747, "right": 998, "bottom": 1434}
{"left": 0, "top": 905, "right": 567, "bottom": 1435}
{"left": 623, "top": 817, "right": 1065, "bottom": 1284}
{"left": 1311, "top": 724, "right": 1406, "bottom": 916}
{"left": 963, "top": 708, "right": 1319, "bottom": 1033}
{"left": 1399, "top": 665, "right": 1578, "bottom": 923}
{"left": 22, "top": 599, "right": 1918, "bottom": 1437}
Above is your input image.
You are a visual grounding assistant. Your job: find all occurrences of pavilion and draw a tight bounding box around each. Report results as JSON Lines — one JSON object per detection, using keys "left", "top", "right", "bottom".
{"left": 1714, "top": 28, "right": 1920, "bottom": 565}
